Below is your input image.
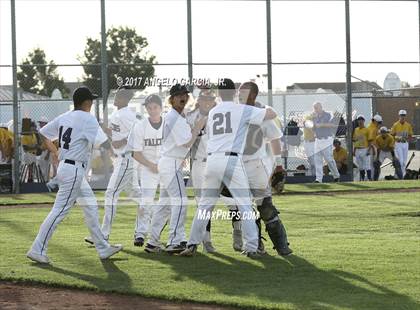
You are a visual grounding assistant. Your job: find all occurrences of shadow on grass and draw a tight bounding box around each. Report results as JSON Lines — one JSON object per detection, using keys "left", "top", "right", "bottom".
{"left": 122, "top": 249, "right": 419, "bottom": 310}
{"left": 33, "top": 259, "right": 133, "bottom": 293}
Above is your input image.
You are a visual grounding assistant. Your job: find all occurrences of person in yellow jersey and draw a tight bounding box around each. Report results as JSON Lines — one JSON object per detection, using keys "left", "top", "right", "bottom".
{"left": 332, "top": 139, "right": 348, "bottom": 175}
{"left": 367, "top": 114, "right": 382, "bottom": 173}
{"left": 353, "top": 115, "right": 372, "bottom": 181}
{"left": 373, "top": 126, "right": 402, "bottom": 180}
{"left": 303, "top": 114, "right": 316, "bottom": 176}
{"left": 390, "top": 110, "right": 413, "bottom": 177}
{"left": 0, "top": 126, "right": 14, "bottom": 163}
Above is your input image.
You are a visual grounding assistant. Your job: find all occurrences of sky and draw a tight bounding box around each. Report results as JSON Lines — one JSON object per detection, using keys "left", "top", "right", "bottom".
{"left": 0, "top": 0, "right": 419, "bottom": 92}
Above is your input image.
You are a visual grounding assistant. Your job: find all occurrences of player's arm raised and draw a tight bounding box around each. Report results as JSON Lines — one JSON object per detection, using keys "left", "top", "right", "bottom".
{"left": 183, "top": 116, "right": 207, "bottom": 148}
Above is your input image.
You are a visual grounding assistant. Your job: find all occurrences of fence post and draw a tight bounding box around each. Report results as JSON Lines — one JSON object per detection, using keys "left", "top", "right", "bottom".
{"left": 11, "top": 0, "right": 20, "bottom": 193}
{"left": 187, "top": 0, "right": 193, "bottom": 91}
{"left": 100, "top": 0, "right": 110, "bottom": 185}
{"left": 345, "top": 0, "right": 354, "bottom": 181}
{"left": 266, "top": 0, "right": 273, "bottom": 107}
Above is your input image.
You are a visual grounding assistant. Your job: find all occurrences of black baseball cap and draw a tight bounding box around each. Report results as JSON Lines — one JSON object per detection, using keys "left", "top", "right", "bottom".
{"left": 333, "top": 139, "right": 341, "bottom": 145}
{"left": 169, "top": 84, "right": 189, "bottom": 97}
{"left": 218, "top": 78, "right": 235, "bottom": 90}
{"left": 144, "top": 94, "right": 162, "bottom": 107}
{"left": 73, "top": 86, "right": 98, "bottom": 105}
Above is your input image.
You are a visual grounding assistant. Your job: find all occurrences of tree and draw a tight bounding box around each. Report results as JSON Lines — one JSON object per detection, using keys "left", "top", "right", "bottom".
{"left": 79, "top": 26, "right": 156, "bottom": 94}
{"left": 17, "top": 48, "right": 69, "bottom": 97}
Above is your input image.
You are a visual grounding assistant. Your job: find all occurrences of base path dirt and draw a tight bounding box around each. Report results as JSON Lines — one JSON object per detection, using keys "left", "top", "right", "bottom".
{"left": 0, "top": 282, "right": 235, "bottom": 310}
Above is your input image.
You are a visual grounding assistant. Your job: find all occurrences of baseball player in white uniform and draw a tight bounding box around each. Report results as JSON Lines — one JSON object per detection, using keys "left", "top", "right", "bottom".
{"left": 127, "top": 94, "right": 163, "bottom": 247}
{"left": 180, "top": 79, "right": 277, "bottom": 258}
{"left": 145, "top": 84, "right": 206, "bottom": 254}
{"left": 84, "top": 87, "right": 141, "bottom": 245}
{"left": 27, "top": 87, "right": 122, "bottom": 264}
{"left": 234, "top": 82, "right": 292, "bottom": 256}
{"left": 186, "top": 88, "right": 217, "bottom": 253}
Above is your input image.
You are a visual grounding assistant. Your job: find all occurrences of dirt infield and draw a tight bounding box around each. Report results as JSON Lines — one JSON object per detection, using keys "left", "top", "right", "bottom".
{"left": 0, "top": 282, "right": 234, "bottom": 310}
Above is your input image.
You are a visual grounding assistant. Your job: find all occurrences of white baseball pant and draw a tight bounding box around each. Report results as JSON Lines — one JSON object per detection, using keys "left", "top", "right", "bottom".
{"left": 314, "top": 137, "right": 340, "bottom": 182}
{"left": 303, "top": 140, "right": 316, "bottom": 176}
{"left": 134, "top": 165, "right": 159, "bottom": 239}
{"left": 395, "top": 142, "right": 408, "bottom": 176}
{"left": 101, "top": 154, "right": 141, "bottom": 239}
{"left": 188, "top": 153, "right": 259, "bottom": 252}
{"left": 148, "top": 157, "right": 188, "bottom": 247}
{"left": 191, "top": 158, "right": 212, "bottom": 243}
{"left": 30, "top": 161, "right": 111, "bottom": 257}
{"left": 355, "top": 148, "right": 371, "bottom": 170}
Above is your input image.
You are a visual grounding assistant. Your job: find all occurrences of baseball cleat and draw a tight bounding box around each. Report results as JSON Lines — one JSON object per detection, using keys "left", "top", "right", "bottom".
{"left": 84, "top": 236, "right": 94, "bottom": 245}
{"left": 232, "top": 229, "right": 243, "bottom": 252}
{"left": 241, "top": 251, "right": 262, "bottom": 259}
{"left": 179, "top": 244, "right": 198, "bottom": 257}
{"left": 202, "top": 242, "right": 216, "bottom": 253}
{"left": 165, "top": 244, "right": 186, "bottom": 254}
{"left": 334, "top": 178, "right": 340, "bottom": 183}
{"left": 133, "top": 237, "right": 144, "bottom": 247}
{"left": 277, "top": 247, "right": 293, "bottom": 256}
{"left": 27, "top": 250, "right": 50, "bottom": 264}
{"left": 144, "top": 243, "right": 161, "bottom": 253}
{"left": 99, "top": 244, "right": 123, "bottom": 260}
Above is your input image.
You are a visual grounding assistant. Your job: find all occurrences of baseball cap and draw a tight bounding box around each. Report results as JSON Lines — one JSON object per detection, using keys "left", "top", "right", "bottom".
{"left": 373, "top": 114, "right": 382, "bottom": 122}
{"left": 144, "top": 94, "right": 162, "bottom": 107}
{"left": 73, "top": 86, "right": 98, "bottom": 105}
{"left": 169, "top": 84, "right": 189, "bottom": 97}
{"left": 356, "top": 115, "right": 365, "bottom": 120}
{"left": 218, "top": 78, "right": 235, "bottom": 91}
{"left": 398, "top": 109, "right": 407, "bottom": 115}
{"left": 333, "top": 139, "right": 341, "bottom": 145}
{"left": 380, "top": 126, "right": 388, "bottom": 133}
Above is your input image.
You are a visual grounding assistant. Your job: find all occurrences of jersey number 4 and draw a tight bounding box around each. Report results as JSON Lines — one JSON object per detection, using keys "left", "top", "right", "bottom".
{"left": 58, "top": 126, "right": 73, "bottom": 150}
{"left": 213, "top": 112, "right": 233, "bottom": 135}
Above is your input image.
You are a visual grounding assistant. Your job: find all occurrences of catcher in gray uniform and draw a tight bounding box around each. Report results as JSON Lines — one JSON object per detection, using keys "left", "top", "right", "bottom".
{"left": 224, "top": 81, "right": 292, "bottom": 256}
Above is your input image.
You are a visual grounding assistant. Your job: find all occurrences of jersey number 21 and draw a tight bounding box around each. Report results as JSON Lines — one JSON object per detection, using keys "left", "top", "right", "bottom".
{"left": 213, "top": 112, "right": 233, "bottom": 135}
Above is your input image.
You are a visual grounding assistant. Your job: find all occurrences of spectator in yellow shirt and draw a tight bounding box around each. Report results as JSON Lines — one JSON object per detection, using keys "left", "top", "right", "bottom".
{"left": 0, "top": 127, "right": 14, "bottom": 163}
{"left": 390, "top": 110, "right": 413, "bottom": 177}
{"left": 353, "top": 115, "right": 372, "bottom": 181}
{"left": 373, "top": 127, "right": 402, "bottom": 180}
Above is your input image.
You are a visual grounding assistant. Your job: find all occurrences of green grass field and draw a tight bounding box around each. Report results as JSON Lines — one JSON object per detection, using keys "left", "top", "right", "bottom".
{"left": 0, "top": 183, "right": 419, "bottom": 309}
{"left": 1, "top": 180, "right": 419, "bottom": 205}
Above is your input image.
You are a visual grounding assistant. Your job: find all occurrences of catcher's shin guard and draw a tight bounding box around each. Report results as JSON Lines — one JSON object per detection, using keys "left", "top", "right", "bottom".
{"left": 266, "top": 218, "right": 292, "bottom": 256}
{"left": 258, "top": 197, "right": 292, "bottom": 256}
{"left": 255, "top": 216, "right": 266, "bottom": 254}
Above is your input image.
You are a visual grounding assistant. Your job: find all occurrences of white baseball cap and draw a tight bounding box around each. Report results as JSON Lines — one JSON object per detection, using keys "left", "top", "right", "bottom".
{"left": 380, "top": 126, "right": 388, "bottom": 133}
{"left": 399, "top": 109, "right": 407, "bottom": 115}
{"left": 373, "top": 114, "right": 382, "bottom": 122}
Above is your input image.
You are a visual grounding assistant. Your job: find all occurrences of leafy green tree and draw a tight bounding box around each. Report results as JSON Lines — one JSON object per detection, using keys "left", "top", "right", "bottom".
{"left": 17, "top": 48, "right": 69, "bottom": 97}
{"left": 79, "top": 26, "right": 156, "bottom": 94}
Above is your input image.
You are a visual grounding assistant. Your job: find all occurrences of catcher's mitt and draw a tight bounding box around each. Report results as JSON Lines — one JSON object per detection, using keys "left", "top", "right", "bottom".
{"left": 271, "top": 165, "right": 286, "bottom": 194}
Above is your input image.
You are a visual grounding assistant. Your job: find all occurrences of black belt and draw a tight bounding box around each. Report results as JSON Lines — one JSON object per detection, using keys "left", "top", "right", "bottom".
{"left": 64, "top": 159, "right": 85, "bottom": 168}
{"left": 208, "top": 152, "right": 238, "bottom": 157}
{"left": 193, "top": 158, "right": 207, "bottom": 162}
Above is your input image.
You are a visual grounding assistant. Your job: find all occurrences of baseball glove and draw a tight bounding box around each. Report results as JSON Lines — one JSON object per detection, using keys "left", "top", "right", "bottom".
{"left": 271, "top": 165, "right": 286, "bottom": 194}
